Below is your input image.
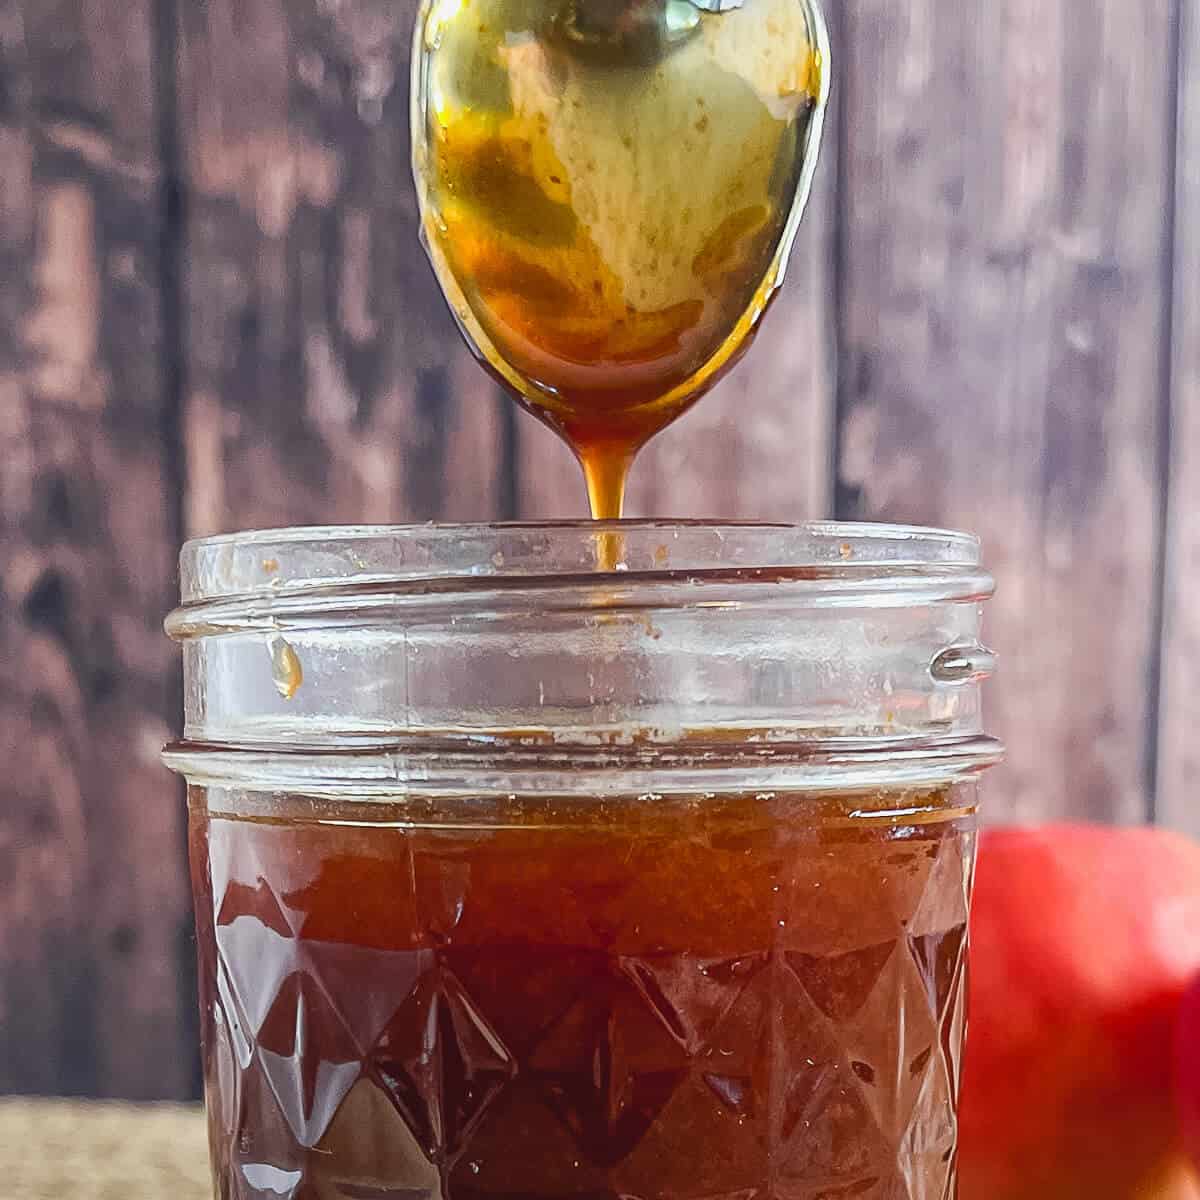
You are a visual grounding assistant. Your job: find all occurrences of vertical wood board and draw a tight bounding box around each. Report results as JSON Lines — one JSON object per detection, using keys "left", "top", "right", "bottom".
{"left": 0, "top": 0, "right": 192, "bottom": 1098}
{"left": 1158, "top": 0, "right": 1198, "bottom": 835}
{"left": 834, "top": 0, "right": 1173, "bottom": 824}
{"left": 176, "top": 0, "right": 512, "bottom": 539}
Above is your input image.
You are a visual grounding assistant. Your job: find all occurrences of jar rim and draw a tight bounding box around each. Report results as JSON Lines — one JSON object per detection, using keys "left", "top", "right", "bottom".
{"left": 165, "top": 522, "right": 1002, "bottom": 782}
{"left": 176, "top": 521, "right": 986, "bottom": 608}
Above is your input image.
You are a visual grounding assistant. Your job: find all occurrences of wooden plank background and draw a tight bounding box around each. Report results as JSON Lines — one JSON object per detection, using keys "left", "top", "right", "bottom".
{"left": 0, "top": 0, "right": 1193, "bottom": 1098}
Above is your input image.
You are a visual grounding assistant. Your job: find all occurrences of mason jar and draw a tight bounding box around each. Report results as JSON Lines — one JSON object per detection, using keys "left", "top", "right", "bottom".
{"left": 164, "top": 522, "right": 1001, "bottom": 1200}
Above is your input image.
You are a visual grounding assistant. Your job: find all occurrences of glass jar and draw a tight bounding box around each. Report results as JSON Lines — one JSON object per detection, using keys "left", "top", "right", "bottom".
{"left": 164, "top": 522, "right": 1001, "bottom": 1200}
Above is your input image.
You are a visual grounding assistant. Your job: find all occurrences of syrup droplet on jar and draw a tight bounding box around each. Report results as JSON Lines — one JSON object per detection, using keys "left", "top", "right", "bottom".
{"left": 269, "top": 635, "right": 304, "bottom": 701}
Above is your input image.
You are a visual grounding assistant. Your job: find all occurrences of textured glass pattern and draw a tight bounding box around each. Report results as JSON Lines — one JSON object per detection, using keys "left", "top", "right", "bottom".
{"left": 191, "top": 789, "right": 974, "bottom": 1200}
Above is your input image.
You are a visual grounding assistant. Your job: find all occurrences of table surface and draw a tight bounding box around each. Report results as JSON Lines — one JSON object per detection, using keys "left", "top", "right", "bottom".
{"left": 0, "top": 1099, "right": 210, "bottom": 1200}
{"left": 7, "top": 1098, "right": 1198, "bottom": 1200}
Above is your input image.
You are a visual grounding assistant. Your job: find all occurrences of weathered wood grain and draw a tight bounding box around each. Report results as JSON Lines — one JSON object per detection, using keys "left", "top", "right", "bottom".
{"left": 514, "top": 47, "right": 839, "bottom": 521}
{"left": 1157, "top": 1, "right": 1199, "bottom": 836}
{"left": 0, "top": 0, "right": 192, "bottom": 1097}
{"left": 834, "top": 0, "right": 1174, "bottom": 824}
{"left": 0, "top": 0, "right": 1193, "bottom": 1103}
{"left": 175, "top": 0, "right": 512, "bottom": 537}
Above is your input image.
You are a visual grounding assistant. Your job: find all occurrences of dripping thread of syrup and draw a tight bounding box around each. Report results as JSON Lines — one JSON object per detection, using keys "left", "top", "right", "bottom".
{"left": 579, "top": 442, "right": 636, "bottom": 568}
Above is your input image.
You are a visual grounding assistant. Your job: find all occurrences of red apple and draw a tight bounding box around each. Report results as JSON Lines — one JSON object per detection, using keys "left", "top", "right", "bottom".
{"left": 959, "top": 824, "right": 1200, "bottom": 1200}
{"left": 1175, "top": 971, "right": 1200, "bottom": 1179}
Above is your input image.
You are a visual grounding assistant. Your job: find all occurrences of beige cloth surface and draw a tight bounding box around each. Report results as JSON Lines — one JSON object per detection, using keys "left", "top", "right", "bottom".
{"left": 0, "top": 1099, "right": 210, "bottom": 1200}
{"left": 5, "top": 1098, "right": 1196, "bottom": 1199}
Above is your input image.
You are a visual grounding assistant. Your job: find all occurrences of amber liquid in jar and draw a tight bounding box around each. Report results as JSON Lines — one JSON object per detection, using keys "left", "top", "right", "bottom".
{"left": 193, "top": 784, "right": 973, "bottom": 1199}
{"left": 413, "top": 0, "right": 826, "bottom": 518}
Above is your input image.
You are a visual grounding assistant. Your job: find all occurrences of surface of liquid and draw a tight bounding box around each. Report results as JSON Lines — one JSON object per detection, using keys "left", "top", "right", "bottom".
{"left": 193, "top": 784, "right": 974, "bottom": 1199}
{"left": 412, "top": 0, "right": 827, "bottom": 517}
